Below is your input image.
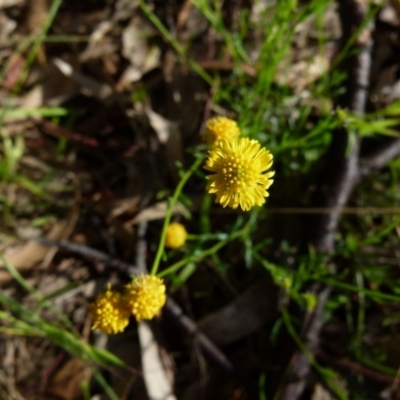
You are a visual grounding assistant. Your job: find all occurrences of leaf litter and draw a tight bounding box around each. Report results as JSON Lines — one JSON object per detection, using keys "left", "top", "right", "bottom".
{"left": 0, "top": 0, "right": 400, "bottom": 399}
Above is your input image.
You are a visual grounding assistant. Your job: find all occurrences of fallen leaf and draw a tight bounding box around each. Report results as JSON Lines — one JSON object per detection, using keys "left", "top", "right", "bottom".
{"left": 198, "top": 278, "right": 277, "bottom": 345}
{"left": 311, "top": 383, "right": 335, "bottom": 400}
{"left": 45, "top": 357, "right": 91, "bottom": 400}
{"left": 0, "top": 219, "right": 77, "bottom": 285}
{"left": 127, "top": 201, "right": 189, "bottom": 226}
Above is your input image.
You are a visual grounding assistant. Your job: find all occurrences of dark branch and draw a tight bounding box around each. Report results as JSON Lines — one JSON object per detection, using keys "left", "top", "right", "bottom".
{"left": 33, "top": 237, "right": 141, "bottom": 275}
{"left": 164, "top": 298, "right": 235, "bottom": 374}
{"left": 279, "top": 1, "right": 374, "bottom": 399}
{"left": 279, "top": 286, "right": 332, "bottom": 400}
{"left": 308, "top": 0, "right": 373, "bottom": 253}
{"left": 359, "top": 138, "right": 400, "bottom": 178}
{"left": 308, "top": 131, "right": 360, "bottom": 253}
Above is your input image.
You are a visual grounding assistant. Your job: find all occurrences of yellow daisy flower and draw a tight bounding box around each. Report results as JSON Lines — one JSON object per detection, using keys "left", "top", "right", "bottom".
{"left": 165, "top": 222, "right": 188, "bottom": 249}
{"left": 202, "top": 116, "right": 241, "bottom": 146}
{"left": 125, "top": 275, "right": 166, "bottom": 321}
{"left": 204, "top": 138, "right": 274, "bottom": 211}
{"left": 89, "top": 284, "right": 131, "bottom": 334}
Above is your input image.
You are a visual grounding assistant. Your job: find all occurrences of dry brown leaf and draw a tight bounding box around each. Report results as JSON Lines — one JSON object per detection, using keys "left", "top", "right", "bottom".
{"left": 107, "top": 196, "right": 140, "bottom": 219}
{"left": 388, "top": 0, "right": 400, "bottom": 23}
{"left": 1, "top": 54, "right": 25, "bottom": 90}
{"left": 282, "top": 55, "right": 330, "bottom": 93}
{"left": 146, "top": 109, "right": 183, "bottom": 183}
{"left": 16, "top": 85, "right": 44, "bottom": 109}
{"left": 45, "top": 357, "right": 91, "bottom": 400}
{"left": 120, "top": 14, "right": 159, "bottom": 84}
{"left": 0, "top": 0, "right": 24, "bottom": 8}
{"left": 127, "top": 201, "right": 189, "bottom": 226}
{"left": 197, "top": 278, "right": 277, "bottom": 345}
{"left": 0, "top": 11, "right": 16, "bottom": 40}
{"left": 311, "top": 384, "right": 335, "bottom": 400}
{"left": 146, "top": 109, "right": 176, "bottom": 145}
{"left": 177, "top": 1, "right": 209, "bottom": 41}
{"left": 53, "top": 57, "right": 113, "bottom": 100}
{"left": 0, "top": 219, "right": 76, "bottom": 285}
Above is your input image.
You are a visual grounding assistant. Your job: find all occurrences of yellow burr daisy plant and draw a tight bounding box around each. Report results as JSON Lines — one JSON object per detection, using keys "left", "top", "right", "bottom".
{"left": 204, "top": 137, "right": 274, "bottom": 211}
{"left": 165, "top": 222, "right": 188, "bottom": 249}
{"left": 89, "top": 284, "right": 131, "bottom": 335}
{"left": 202, "top": 116, "right": 241, "bottom": 146}
{"left": 89, "top": 275, "right": 167, "bottom": 334}
{"left": 125, "top": 275, "right": 166, "bottom": 321}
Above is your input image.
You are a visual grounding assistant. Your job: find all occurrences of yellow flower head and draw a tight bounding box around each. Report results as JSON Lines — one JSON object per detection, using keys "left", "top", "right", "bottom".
{"left": 202, "top": 116, "right": 241, "bottom": 146}
{"left": 89, "top": 285, "right": 131, "bottom": 335}
{"left": 125, "top": 275, "right": 166, "bottom": 321}
{"left": 204, "top": 138, "right": 274, "bottom": 211}
{"left": 165, "top": 222, "right": 187, "bottom": 249}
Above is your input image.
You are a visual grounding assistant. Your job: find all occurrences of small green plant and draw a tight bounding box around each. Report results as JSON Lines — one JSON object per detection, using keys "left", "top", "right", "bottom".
{"left": 1, "top": 0, "right": 399, "bottom": 398}
{"left": 0, "top": 134, "right": 24, "bottom": 181}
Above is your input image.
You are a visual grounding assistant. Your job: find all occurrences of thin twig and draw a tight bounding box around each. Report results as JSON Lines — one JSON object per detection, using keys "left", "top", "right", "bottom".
{"left": 316, "top": 350, "right": 393, "bottom": 384}
{"left": 359, "top": 138, "right": 400, "bottom": 178}
{"left": 134, "top": 221, "right": 148, "bottom": 275}
{"left": 268, "top": 207, "right": 400, "bottom": 214}
{"left": 33, "top": 118, "right": 100, "bottom": 147}
{"left": 164, "top": 298, "right": 235, "bottom": 375}
{"left": 279, "top": 286, "right": 332, "bottom": 400}
{"left": 308, "top": 0, "right": 373, "bottom": 254}
{"left": 279, "top": 1, "right": 374, "bottom": 399}
{"left": 32, "top": 237, "right": 141, "bottom": 275}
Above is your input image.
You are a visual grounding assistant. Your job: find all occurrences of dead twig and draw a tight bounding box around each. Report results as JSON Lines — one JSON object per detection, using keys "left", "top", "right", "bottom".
{"left": 32, "top": 237, "right": 141, "bottom": 275}
{"left": 316, "top": 350, "right": 394, "bottom": 384}
{"left": 359, "top": 138, "right": 400, "bottom": 178}
{"left": 308, "top": 0, "right": 374, "bottom": 254}
{"left": 164, "top": 297, "right": 235, "bottom": 375}
{"left": 33, "top": 118, "right": 100, "bottom": 148}
{"left": 279, "top": 286, "right": 332, "bottom": 400}
{"left": 279, "top": 1, "right": 374, "bottom": 399}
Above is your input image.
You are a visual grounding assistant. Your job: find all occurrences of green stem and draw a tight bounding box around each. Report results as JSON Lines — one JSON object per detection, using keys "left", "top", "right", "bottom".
{"left": 281, "top": 308, "right": 347, "bottom": 400}
{"left": 319, "top": 278, "right": 400, "bottom": 303}
{"left": 151, "top": 156, "right": 204, "bottom": 276}
{"left": 138, "top": 0, "right": 212, "bottom": 85}
{"left": 186, "top": 233, "right": 229, "bottom": 240}
{"left": 14, "top": 0, "right": 63, "bottom": 94}
{"left": 1, "top": 35, "right": 90, "bottom": 45}
{"left": 158, "top": 227, "right": 248, "bottom": 278}
{"left": 0, "top": 0, "right": 63, "bottom": 127}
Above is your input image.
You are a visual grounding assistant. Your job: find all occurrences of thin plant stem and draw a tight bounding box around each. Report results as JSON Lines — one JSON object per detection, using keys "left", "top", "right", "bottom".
{"left": 281, "top": 308, "right": 347, "bottom": 400}
{"left": 91, "top": 368, "right": 120, "bottom": 400}
{"left": 319, "top": 278, "right": 400, "bottom": 303}
{"left": 186, "top": 233, "right": 229, "bottom": 240}
{"left": 0, "top": 0, "right": 63, "bottom": 127}
{"left": 158, "top": 226, "right": 249, "bottom": 278}
{"left": 1, "top": 35, "right": 90, "bottom": 45}
{"left": 151, "top": 155, "right": 204, "bottom": 276}
{"left": 15, "top": 0, "right": 63, "bottom": 94}
{"left": 138, "top": 0, "right": 212, "bottom": 85}
{"left": 0, "top": 254, "right": 76, "bottom": 332}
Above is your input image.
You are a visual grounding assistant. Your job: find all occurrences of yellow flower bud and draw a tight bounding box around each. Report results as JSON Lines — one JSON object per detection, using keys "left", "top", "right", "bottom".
{"left": 165, "top": 222, "right": 188, "bottom": 249}
{"left": 202, "top": 116, "right": 241, "bottom": 146}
